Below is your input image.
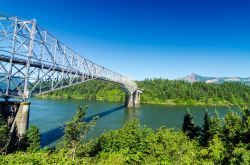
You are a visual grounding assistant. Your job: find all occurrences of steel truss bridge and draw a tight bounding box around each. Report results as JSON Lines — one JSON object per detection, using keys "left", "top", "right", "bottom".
{"left": 0, "top": 14, "right": 139, "bottom": 105}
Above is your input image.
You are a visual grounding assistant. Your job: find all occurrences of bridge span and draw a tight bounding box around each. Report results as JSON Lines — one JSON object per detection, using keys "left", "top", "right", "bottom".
{"left": 0, "top": 14, "right": 142, "bottom": 141}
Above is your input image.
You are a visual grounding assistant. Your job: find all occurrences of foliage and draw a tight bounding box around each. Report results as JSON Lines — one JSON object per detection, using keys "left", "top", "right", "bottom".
{"left": 182, "top": 109, "right": 201, "bottom": 139}
{"left": 40, "top": 79, "right": 250, "bottom": 106}
{"left": 229, "top": 143, "right": 250, "bottom": 165}
{"left": 201, "top": 109, "right": 211, "bottom": 146}
{"left": 26, "top": 126, "right": 41, "bottom": 152}
{"left": 62, "top": 105, "right": 96, "bottom": 160}
{"left": 187, "top": 108, "right": 250, "bottom": 164}
{"left": 0, "top": 112, "right": 9, "bottom": 154}
{"left": 1, "top": 106, "right": 250, "bottom": 164}
{"left": 0, "top": 149, "right": 92, "bottom": 165}
{"left": 1, "top": 125, "right": 41, "bottom": 154}
{"left": 95, "top": 119, "right": 200, "bottom": 164}
{"left": 208, "top": 110, "right": 222, "bottom": 138}
{"left": 138, "top": 79, "right": 250, "bottom": 106}
{"left": 199, "top": 135, "right": 225, "bottom": 164}
{"left": 40, "top": 80, "right": 125, "bottom": 102}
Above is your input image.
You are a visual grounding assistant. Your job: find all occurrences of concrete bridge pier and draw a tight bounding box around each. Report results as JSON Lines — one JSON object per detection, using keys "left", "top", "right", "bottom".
{"left": 0, "top": 101, "right": 30, "bottom": 138}
{"left": 14, "top": 102, "right": 30, "bottom": 137}
{"left": 126, "top": 90, "right": 142, "bottom": 107}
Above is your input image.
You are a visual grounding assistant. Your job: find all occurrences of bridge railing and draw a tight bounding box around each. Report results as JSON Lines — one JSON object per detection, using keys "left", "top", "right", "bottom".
{"left": 0, "top": 15, "right": 137, "bottom": 100}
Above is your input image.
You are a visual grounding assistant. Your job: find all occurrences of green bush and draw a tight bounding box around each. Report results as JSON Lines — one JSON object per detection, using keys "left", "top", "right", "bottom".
{"left": 26, "top": 126, "right": 41, "bottom": 152}
{"left": 97, "top": 119, "right": 200, "bottom": 164}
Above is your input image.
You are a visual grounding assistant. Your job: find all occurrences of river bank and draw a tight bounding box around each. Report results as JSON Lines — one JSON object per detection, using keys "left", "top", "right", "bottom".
{"left": 36, "top": 95, "right": 234, "bottom": 107}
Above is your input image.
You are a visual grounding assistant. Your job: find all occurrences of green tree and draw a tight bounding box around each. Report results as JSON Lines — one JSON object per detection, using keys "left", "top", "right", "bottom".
{"left": 182, "top": 109, "right": 201, "bottom": 139}
{"left": 201, "top": 110, "right": 211, "bottom": 146}
{"left": 241, "top": 108, "right": 250, "bottom": 144}
{"left": 207, "top": 135, "right": 225, "bottom": 164}
{"left": 229, "top": 143, "right": 250, "bottom": 165}
{"left": 223, "top": 112, "right": 242, "bottom": 149}
{"left": 63, "top": 105, "right": 96, "bottom": 160}
{"left": 208, "top": 110, "right": 222, "bottom": 138}
{"left": 98, "top": 119, "right": 200, "bottom": 164}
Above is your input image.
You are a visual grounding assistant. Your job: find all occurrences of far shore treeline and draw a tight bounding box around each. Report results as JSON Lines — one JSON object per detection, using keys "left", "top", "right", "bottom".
{"left": 38, "top": 79, "right": 250, "bottom": 106}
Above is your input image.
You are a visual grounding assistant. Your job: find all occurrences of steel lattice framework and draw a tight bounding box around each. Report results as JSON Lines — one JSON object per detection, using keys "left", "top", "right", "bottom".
{"left": 0, "top": 14, "right": 137, "bottom": 101}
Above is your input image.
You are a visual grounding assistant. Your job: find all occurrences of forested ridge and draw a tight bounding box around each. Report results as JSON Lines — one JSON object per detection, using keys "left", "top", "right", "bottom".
{"left": 138, "top": 79, "right": 250, "bottom": 106}
{"left": 39, "top": 80, "right": 125, "bottom": 102}
{"left": 40, "top": 78, "right": 250, "bottom": 106}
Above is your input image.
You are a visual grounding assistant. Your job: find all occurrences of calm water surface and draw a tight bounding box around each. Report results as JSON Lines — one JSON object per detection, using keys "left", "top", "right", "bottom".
{"left": 29, "top": 98, "right": 230, "bottom": 147}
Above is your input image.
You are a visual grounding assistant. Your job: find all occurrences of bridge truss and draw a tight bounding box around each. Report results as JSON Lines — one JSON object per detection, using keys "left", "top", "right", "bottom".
{"left": 0, "top": 14, "right": 137, "bottom": 101}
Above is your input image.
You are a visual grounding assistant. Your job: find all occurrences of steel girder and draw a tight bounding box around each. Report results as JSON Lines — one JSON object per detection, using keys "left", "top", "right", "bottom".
{"left": 0, "top": 14, "right": 137, "bottom": 101}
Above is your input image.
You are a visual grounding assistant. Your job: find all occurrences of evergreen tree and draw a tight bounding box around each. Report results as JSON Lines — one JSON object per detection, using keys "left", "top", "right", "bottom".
{"left": 182, "top": 109, "right": 201, "bottom": 139}
{"left": 208, "top": 110, "right": 222, "bottom": 138}
{"left": 223, "top": 112, "right": 242, "bottom": 150}
{"left": 207, "top": 135, "right": 225, "bottom": 164}
{"left": 240, "top": 108, "right": 250, "bottom": 143}
{"left": 201, "top": 110, "right": 211, "bottom": 146}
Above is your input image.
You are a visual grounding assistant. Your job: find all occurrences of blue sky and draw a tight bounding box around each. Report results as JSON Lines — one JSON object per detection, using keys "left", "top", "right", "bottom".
{"left": 1, "top": 0, "right": 250, "bottom": 80}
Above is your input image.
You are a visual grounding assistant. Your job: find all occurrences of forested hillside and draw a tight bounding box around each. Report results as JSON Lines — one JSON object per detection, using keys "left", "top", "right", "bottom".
{"left": 40, "top": 80, "right": 125, "bottom": 102}
{"left": 40, "top": 79, "right": 250, "bottom": 106}
{"left": 138, "top": 79, "right": 250, "bottom": 106}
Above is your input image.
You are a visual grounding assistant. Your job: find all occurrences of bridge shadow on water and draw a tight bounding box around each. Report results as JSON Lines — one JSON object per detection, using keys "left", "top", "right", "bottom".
{"left": 40, "top": 105, "right": 126, "bottom": 147}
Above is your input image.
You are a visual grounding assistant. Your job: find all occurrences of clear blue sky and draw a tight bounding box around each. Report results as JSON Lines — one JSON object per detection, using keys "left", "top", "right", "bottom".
{"left": 1, "top": 0, "right": 250, "bottom": 80}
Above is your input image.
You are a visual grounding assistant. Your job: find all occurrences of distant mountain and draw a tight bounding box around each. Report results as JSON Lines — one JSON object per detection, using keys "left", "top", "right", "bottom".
{"left": 177, "top": 74, "right": 250, "bottom": 85}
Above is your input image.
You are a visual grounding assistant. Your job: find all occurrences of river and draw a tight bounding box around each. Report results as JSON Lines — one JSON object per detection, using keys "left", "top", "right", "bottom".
{"left": 29, "top": 98, "right": 230, "bottom": 147}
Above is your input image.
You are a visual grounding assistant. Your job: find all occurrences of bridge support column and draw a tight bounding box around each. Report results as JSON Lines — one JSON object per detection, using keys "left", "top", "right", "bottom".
{"left": 126, "top": 90, "right": 142, "bottom": 107}
{"left": 14, "top": 102, "right": 30, "bottom": 137}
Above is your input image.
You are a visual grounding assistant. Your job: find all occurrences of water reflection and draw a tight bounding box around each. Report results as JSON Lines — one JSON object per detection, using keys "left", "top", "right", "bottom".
{"left": 124, "top": 107, "right": 141, "bottom": 123}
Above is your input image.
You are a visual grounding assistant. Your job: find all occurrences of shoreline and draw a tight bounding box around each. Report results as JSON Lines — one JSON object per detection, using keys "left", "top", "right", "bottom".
{"left": 35, "top": 95, "right": 236, "bottom": 107}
